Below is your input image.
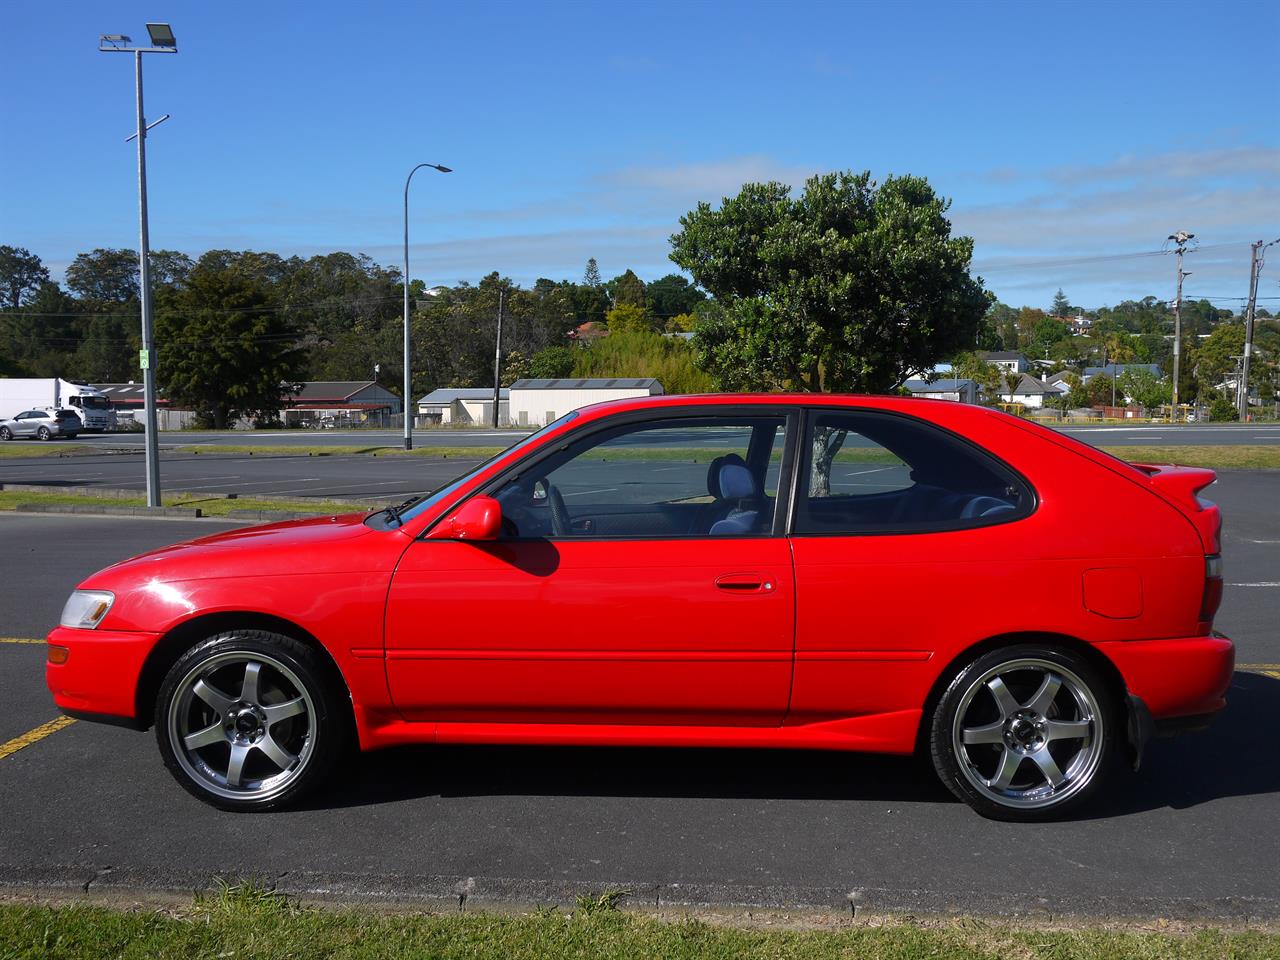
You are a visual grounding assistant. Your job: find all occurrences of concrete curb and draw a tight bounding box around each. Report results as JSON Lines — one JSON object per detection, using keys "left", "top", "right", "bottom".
{"left": 1, "top": 866, "right": 1276, "bottom": 922}
{"left": 14, "top": 503, "right": 203, "bottom": 518}
{"left": 0, "top": 483, "right": 227, "bottom": 501}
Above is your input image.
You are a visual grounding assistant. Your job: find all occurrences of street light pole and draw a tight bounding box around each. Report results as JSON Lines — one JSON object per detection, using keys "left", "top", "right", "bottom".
{"left": 1168, "top": 231, "right": 1194, "bottom": 423}
{"left": 402, "top": 162, "right": 452, "bottom": 450}
{"left": 101, "top": 26, "right": 176, "bottom": 508}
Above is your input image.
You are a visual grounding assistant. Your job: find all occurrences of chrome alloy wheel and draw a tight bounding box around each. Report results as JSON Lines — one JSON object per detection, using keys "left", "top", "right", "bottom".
{"left": 167, "top": 651, "right": 316, "bottom": 803}
{"left": 950, "top": 658, "right": 1103, "bottom": 811}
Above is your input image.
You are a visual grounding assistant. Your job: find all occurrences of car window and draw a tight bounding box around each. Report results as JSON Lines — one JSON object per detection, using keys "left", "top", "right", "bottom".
{"left": 493, "top": 416, "right": 786, "bottom": 539}
{"left": 794, "top": 410, "right": 1030, "bottom": 535}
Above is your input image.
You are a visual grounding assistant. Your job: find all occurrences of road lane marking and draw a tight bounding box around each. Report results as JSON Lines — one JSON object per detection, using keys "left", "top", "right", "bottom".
{"left": 0, "top": 637, "right": 43, "bottom": 645}
{"left": 1227, "top": 582, "right": 1280, "bottom": 588}
{"left": 0, "top": 717, "right": 75, "bottom": 762}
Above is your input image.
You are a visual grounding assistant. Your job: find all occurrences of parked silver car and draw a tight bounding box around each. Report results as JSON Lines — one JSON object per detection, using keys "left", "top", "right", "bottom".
{"left": 0, "top": 408, "right": 82, "bottom": 440}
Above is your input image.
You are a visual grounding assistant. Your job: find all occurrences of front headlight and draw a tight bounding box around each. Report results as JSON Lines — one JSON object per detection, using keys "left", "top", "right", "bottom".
{"left": 60, "top": 590, "right": 115, "bottom": 629}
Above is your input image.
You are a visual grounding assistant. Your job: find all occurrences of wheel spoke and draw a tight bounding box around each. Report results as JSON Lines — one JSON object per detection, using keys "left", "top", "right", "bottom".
{"left": 962, "top": 721, "right": 1005, "bottom": 745}
{"left": 225, "top": 742, "right": 251, "bottom": 787}
{"left": 240, "top": 662, "right": 262, "bottom": 705}
{"left": 1026, "top": 673, "right": 1062, "bottom": 716}
{"left": 1030, "top": 747, "right": 1066, "bottom": 788}
{"left": 1045, "top": 718, "right": 1091, "bottom": 742}
{"left": 987, "top": 747, "right": 1023, "bottom": 790}
{"left": 182, "top": 721, "right": 225, "bottom": 751}
{"left": 256, "top": 732, "right": 298, "bottom": 773}
{"left": 985, "top": 676, "right": 1021, "bottom": 720}
{"left": 263, "top": 697, "right": 306, "bottom": 725}
{"left": 192, "top": 678, "right": 236, "bottom": 717}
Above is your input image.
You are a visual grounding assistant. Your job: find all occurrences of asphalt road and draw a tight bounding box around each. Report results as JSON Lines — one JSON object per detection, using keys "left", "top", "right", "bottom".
{"left": 0, "top": 470, "right": 1277, "bottom": 918}
{"left": 5, "top": 420, "right": 1280, "bottom": 450}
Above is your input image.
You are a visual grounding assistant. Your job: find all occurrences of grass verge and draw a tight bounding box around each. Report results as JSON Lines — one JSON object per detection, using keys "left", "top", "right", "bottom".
{"left": 1100, "top": 445, "right": 1280, "bottom": 469}
{"left": 0, "top": 443, "right": 91, "bottom": 458}
{"left": 0, "top": 491, "right": 367, "bottom": 518}
{"left": 0, "top": 886, "right": 1276, "bottom": 960}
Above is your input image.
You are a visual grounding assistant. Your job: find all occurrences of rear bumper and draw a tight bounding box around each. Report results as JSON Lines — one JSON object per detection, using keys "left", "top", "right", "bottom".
{"left": 45, "top": 625, "right": 161, "bottom": 723}
{"left": 1100, "top": 634, "right": 1235, "bottom": 721}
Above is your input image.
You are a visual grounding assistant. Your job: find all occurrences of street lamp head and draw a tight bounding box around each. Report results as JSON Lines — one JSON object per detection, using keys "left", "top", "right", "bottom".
{"left": 145, "top": 23, "right": 176, "bottom": 48}
{"left": 432, "top": 165, "right": 452, "bottom": 173}
{"left": 101, "top": 34, "right": 131, "bottom": 43}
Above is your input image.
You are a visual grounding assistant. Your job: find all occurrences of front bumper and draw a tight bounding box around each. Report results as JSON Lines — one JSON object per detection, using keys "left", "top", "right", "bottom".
{"left": 45, "top": 625, "right": 161, "bottom": 723}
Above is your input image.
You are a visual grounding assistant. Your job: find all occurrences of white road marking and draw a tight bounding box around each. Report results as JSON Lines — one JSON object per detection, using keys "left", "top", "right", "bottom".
{"left": 1227, "top": 582, "right": 1280, "bottom": 588}
{"left": 843, "top": 467, "right": 894, "bottom": 477}
{"left": 563, "top": 487, "right": 618, "bottom": 497}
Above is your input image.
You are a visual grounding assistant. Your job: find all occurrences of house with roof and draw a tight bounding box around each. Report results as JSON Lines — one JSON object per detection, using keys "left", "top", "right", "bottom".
{"left": 902, "top": 378, "right": 978, "bottom": 404}
{"left": 279, "top": 381, "right": 401, "bottom": 428}
{"left": 999, "top": 373, "right": 1053, "bottom": 408}
{"left": 508, "top": 378, "right": 664, "bottom": 427}
{"left": 977, "top": 351, "right": 1030, "bottom": 374}
{"left": 418, "top": 387, "right": 509, "bottom": 425}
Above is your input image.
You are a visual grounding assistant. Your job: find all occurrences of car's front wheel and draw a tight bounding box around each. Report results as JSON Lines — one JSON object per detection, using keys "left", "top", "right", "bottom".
{"left": 155, "top": 630, "right": 348, "bottom": 811}
{"left": 929, "top": 645, "right": 1119, "bottom": 821}
{"left": 0, "top": 427, "right": 10, "bottom": 441}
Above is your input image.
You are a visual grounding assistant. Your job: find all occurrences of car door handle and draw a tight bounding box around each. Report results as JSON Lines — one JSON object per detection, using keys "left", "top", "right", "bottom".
{"left": 715, "top": 574, "right": 775, "bottom": 594}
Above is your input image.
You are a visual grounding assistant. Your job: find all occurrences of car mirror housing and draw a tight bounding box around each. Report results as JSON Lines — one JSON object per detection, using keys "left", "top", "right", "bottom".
{"left": 445, "top": 496, "right": 501, "bottom": 541}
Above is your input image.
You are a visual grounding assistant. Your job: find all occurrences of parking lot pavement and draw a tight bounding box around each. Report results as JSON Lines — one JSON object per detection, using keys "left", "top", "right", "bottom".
{"left": 0, "top": 470, "right": 1277, "bottom": 918}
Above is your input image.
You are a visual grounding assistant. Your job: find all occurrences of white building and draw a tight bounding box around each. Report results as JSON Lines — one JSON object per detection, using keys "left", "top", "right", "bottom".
{"left": 903, "top": 378, "right": 978, "bottom": 404}
{"left": 508, "top": 378, "right": 664, "bottom": 427}
{"left": 977, "top": 351, "right": 1030, "bottom": 374}
{"left": 1000, "top": 373, "right": 1052, "bottom": 409}
{"left": 418, "top": 388, "right": 509, "bottom": 426}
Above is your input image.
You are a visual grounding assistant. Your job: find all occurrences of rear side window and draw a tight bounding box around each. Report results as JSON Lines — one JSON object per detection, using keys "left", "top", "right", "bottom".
{"left": 794, "top": 410, "right": 1032, "bottom": 535}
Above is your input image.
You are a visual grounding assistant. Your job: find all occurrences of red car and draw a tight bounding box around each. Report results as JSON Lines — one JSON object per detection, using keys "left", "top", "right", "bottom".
{"left": 45, "top": 395, "right": 1233, "bottom": 820}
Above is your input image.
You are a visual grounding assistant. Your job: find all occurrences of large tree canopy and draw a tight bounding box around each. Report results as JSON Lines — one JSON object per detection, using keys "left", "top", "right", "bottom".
{"left": 669, "top": 170, "right": 991, "bottom": 394}
{"left": 0, "top": 246, "right": 50, "bottom": 309}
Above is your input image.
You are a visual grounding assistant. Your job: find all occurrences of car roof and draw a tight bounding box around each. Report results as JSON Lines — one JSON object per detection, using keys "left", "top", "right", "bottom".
{"left": 566, "top": 391, "right": 1015, "bottom": 424}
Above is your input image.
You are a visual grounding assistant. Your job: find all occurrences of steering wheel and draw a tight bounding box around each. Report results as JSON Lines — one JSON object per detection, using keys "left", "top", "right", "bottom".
{"left": 542, "top": 479, "right": 571, "bottom": 537}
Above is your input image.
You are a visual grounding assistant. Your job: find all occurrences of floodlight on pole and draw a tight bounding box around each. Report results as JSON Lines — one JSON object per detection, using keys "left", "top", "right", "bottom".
{"left": 402, "top": 162, "right": 453, "bottom": 451}
{"left": 99, "top": 24, "right": 177, "bottom": 508}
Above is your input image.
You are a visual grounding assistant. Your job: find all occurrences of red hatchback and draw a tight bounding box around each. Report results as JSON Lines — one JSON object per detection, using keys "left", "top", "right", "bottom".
{"left": 45, "top": 395, "right": 1233, "bottom": 820}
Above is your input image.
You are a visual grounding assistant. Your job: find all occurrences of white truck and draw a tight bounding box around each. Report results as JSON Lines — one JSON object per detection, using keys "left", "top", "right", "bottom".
{"left": 0, "top": 379, "right": 117, "bottom": 431}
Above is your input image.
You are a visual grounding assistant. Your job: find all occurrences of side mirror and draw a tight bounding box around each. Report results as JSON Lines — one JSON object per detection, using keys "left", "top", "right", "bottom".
{"left": 446, "top": 495, "right": 501, "bottom": 541}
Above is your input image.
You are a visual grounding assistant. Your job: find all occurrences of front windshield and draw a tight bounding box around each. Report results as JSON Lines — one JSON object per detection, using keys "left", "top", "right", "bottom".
{"left": 394, "top": 411, "right": 579, "bottom": 524}
{"left": 79, "top": 396, "right": 110, "bottom": 409}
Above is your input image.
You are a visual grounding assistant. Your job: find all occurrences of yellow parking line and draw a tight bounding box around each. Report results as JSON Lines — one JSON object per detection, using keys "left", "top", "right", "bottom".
{"left": 0, "top": 717, "right": 76, "bottom": 761}
{"left": 0, "top": 637, "right": 44, "bottom": 645}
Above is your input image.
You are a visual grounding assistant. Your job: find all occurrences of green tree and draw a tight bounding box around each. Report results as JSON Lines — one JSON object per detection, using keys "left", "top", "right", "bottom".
{"left": 570, "top": 327, "right": 714, "bottom": 394}
{"left": 604, "top": 302, "right": 652, "bottom": 332}
{"left": 646, "top": 273, "right": 705, "bottom": 319}
{"left": 1085, "top": 374, "right": 1115, "bottom": 408}
{"left": 0, "top": 246, "right": 50, "bottom": 308}
{"left": 987, "top": 302, "right": 1020, "bottom": 350}
{"left": 951, "top": 352, "right": 1004, "bottom": 402}
{"left": 1116, "top": 367, "right": 1171, "bottom": 412}
{"left": 1194, "top": 323, "right": 1244, "bottom": 401}
{"left": 154, "top": 256, "right": 304, "bottom": 428}
{"left": 607, "top": 269, "right": 648, "bottom": 312}
{"left": 65, "top": 248, "right": 141, "bottom": 303}
{"left": 1051, "top": 288, "right": 1071, "bottom": 317}
{"left": 670, "top": 170, "right": 990, "bottom": 394}
{"left": 529, "top": 345, "right": 576, "bottom": 379}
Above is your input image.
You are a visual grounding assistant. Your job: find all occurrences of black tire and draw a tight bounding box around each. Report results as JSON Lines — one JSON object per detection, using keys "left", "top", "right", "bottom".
{"left": 154, "top": 630, "right": 350, "bottom": 811}
{"left": 929, "top": 644, "right": 1120, "bottom": 822}
{"left": 0, "top": 427, "right": 10, "bottom": 441}
{"left": 37, "top": 426, "right": 51, "bottom": 440}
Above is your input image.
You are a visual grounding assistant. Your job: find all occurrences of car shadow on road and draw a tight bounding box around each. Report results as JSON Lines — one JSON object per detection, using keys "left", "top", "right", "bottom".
{"left": 302, "top": 671, "right": 1279, "bottom": 816}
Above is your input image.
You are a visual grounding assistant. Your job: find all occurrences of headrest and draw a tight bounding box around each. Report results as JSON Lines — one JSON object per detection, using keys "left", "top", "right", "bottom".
{"left": 706, "top": 453, "right": 747, "bottom": 498}
{"left": 718, "top": 462, "right": 757, "bottom": 501}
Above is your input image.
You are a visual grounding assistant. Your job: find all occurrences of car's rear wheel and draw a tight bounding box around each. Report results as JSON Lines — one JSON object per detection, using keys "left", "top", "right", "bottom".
{"left": 929, "top": 644, "right": 1119, "bottom": 821}
{"left": 37, "top": 426, "right": 51, "bottom": 440}
{"left": 155, "top": 630, "right": 348, "bottom": 811}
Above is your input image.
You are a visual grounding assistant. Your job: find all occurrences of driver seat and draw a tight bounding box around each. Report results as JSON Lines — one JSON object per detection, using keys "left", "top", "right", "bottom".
{"left": 709, "top": 463, "right": 762, "bottom": 535}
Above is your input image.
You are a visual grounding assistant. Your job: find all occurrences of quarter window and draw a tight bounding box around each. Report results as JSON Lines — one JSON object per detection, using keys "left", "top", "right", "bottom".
{"left": 493, "top": 416, "right": 787, "bottom": 539}
{"left": 794, "top": 410, "right": 1030, "bottom": 535}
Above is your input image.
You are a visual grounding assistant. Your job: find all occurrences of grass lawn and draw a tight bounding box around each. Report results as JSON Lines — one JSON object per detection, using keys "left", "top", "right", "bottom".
{"left": 1099, "top": 445, "right": 1280, "bottom": 470}
{"left": 0, "top": 443, "right": 91, "bottom": 458}
{"left": 0, "top": 491, "right": 367, "bottom": 518}
{"left": 0, "top": 887, "right": 1275, "bottom": 960}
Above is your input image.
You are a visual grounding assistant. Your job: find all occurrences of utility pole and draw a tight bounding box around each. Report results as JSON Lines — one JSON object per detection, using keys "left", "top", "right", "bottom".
{"left": 1240, "top": 239, "right": 1279, "bottom": 420}
{"left": 491, "top": 290, "right": 505, "bottom": 429}
{"left": 1168, "top": 231, "right": 1195, "bottom": 422}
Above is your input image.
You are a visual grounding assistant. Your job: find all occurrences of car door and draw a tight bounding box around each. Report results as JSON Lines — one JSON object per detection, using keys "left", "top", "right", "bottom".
{"left": 786, "top": 407, "right": 1035, "bottom": 726}
{"left": 14, "top": 412, "right": 36, "bottom": 437}
{"left": 384, "top": 411, "right": 799, "bottom": 726}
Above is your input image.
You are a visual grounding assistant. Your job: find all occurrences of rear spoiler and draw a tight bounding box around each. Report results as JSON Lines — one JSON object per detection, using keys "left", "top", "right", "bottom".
{"left": 1124, "top": 463, "right": 1221, "bottom": 555}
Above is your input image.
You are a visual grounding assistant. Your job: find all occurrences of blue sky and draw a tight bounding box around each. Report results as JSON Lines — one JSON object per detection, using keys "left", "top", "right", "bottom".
{"left": 2, "top": 0, "right": 1277, "bottom": 311}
